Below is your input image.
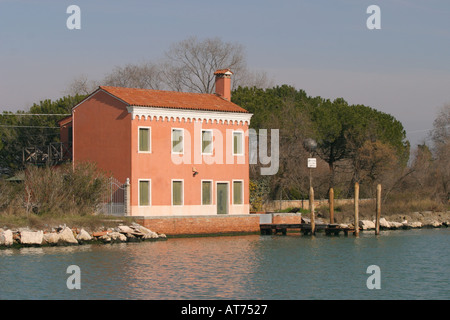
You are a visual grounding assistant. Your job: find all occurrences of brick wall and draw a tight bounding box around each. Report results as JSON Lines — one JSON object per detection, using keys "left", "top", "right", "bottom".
{"left": 136, "top": 215, "right": 260, "bottom": 236}
{"left": 272, "top": 213, "right": 302, "bottom": 224}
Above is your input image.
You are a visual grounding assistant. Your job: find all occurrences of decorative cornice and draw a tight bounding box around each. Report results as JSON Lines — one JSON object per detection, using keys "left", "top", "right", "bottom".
{"left": 127, "top": 106, "right": 252, "bottom": 125}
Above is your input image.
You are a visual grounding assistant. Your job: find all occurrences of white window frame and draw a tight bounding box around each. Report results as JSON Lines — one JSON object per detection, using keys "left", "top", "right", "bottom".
{"left": 201, "top": 179, "right": 213, "bottom": 205}
{"left": 171, "top": 128, "right": 184, "bottom": 154}
{"left": 232, "top": 179, "right": 244, "bottom": 205}
{"left": 201, "top": 129, "right": 214, "bottom": 155}
{"left": 232, "top": 130, "right": 244, "bottom": 156}
{"left": 138, "top": 126, "right": 151, "bottom": 153}
{"left": 171, "top": 179, "right": 184, "bottom": 206}
{"left": 138, "top": 179, "right": 151, "bottom": 207}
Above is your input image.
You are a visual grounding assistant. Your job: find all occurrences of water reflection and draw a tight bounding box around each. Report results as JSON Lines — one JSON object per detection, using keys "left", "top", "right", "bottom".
{"left": 1, "top": 229, "right": 449, "bottom": 300}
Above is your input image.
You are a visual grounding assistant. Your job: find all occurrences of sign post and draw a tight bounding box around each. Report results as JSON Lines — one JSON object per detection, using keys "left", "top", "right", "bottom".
{"left": 303, "top": 139, "right": 317, "bottom": 235}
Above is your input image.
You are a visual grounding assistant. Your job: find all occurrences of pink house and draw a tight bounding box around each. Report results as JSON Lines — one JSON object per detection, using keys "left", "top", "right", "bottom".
{"left": 66, "top": 69, "right": 253, "bottom": 217}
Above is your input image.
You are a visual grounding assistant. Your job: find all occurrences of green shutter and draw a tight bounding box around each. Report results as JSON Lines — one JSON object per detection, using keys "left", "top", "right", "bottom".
{"left": 172, "top": 181, "right": 183, "bottom": 205}
{"left": 202, "top": 130, "right": 212, "bottom": 154}
{"left": 233, "top": 132, "right": 242, "bottom": 155}
{"left": 139, "top": 128, "right": 150, "bottom": 152}
{"left": 202, "top": 181, "right": 212, "bottom": 205}
{"left": 233, "top": 181, "right": 243, "bottom": 204}
{"left": 172, "top": 129, "right": 183, "bottom": 153}
{"left": 139, "top": 181, "right": 149, "bottom": 206}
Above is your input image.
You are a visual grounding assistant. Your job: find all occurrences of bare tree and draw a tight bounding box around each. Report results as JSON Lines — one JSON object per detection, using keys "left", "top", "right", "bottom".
{"left": 234, "top": 68, "right": 275, "bottom": 90}
{"left": 103, "top": 62, "right": 163, "bottom": 90}
{"left": 65, "top": 74, "right": 99, "bottom": 96}
{"left": 430, "top": 104, "right": 450, "bottom": 201}
{"left": 161, "top": 36, "right": 247, "bottom": 93}
{"left": 65, "top": 36, "right": 273, "bottom": 95}
{"left": 431, "top": 104, "right": 450, "bottom": 150}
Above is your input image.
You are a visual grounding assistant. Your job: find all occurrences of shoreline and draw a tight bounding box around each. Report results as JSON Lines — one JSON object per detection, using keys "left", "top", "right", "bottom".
{"left": 333, "top": 210, "right": 450, "bottom": 230}
{"left": 1, "top": 211, "right": 449, "bottom": 249}
{"left": 0, "top": 222, "right": 167, "bottom": 249}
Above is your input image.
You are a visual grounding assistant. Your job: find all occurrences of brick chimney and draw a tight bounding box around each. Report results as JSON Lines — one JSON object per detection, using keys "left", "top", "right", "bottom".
{"left": 214, "top": 69, "right": 233, "bottom": 101}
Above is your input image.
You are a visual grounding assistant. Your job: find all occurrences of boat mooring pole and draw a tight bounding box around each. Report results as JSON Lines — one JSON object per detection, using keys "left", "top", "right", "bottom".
{"left": 310, "top": 186, "right": 315, "bottom": 235}
{"left": 329, "top": 188, "right": 334, "bottom": 224}
{"left": 354, "top": 182, "right": 359, "bottom": 236}
{"left": 375, "top": 184, "right": 381, "bottom": 235}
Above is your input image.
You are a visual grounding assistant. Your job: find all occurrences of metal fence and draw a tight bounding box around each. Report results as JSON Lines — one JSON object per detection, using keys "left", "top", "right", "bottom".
{"left": 99, "top": 177, "right": 128, "bottom": 216}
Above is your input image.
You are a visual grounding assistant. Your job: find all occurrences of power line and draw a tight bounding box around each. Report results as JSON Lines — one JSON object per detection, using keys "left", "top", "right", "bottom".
{"left": 0, "top": 114, "right": 70, "bottom": 116}
{"left": 406, "top": 125, "right": 450, "bottom": 134}
{"left": 0, "top": 125, "right": 60, "bottom": 129}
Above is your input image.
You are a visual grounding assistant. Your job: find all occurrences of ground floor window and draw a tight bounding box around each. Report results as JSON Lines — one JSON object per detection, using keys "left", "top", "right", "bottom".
{"left": 233, "top": 180, "right": 243, "bottom": 205}
{"left": 202, "top": 180, "right": 212, "bottom": 205}
{"left": 139, "top": 180, "right": 151, "bottom": 206}
{"left": 172, "top": 180, "right": 183, "bottom": 206}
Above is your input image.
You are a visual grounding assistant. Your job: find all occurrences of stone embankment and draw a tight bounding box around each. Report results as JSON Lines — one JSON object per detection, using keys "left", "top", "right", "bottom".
{"left": 349, "top": 217, "right": 449, "bottom": 231}
{"left": 0, "top": 223, "right": 166, "bottom": 248}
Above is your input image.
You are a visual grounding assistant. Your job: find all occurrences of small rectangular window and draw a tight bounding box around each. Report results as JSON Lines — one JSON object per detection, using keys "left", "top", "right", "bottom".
{"left": 172, "top": 180, "right": 183, "bottom": 206}
{"left": 202, "top": 181, "right": 212, "bottom": 205}
{"left": 139, "top": 127, "right": 151, "bottom": 152}
{"left": 139, "top": 180, "right": 150, "bottom": 206}
{"left": 202, "top": 130, "right": 213, "bottom": 154}
{"left": 233, "top": 131, "right": 243, "bottom": 155}
{"left": 233, "top": 181, "right": 243, "bottom": 205}
{"left": 172, "top": 129, "right": 183, "bottom": 154}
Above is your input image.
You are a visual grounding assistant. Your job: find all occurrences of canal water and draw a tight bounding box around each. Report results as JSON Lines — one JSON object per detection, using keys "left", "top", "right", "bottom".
{"left": 0, "top": 228, "right": 448, "bottom": 300}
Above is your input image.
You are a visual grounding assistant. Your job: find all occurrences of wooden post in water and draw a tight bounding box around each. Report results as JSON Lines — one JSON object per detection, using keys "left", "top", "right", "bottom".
{"left": 375, "top": 184, "right": 382, "bottom": 235}
{"left": 310, "top": 186, "right": 315, "bottom": 235}
{"left": 329, "top": 188, "right": 334, "bottom": 224}
{"left": 354, "top": 182, "right": 359, "bottom": 236}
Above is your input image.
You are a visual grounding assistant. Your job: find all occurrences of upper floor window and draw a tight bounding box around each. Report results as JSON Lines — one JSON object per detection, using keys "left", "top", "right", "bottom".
{"left": 233, "top": 131, "right": 243, "bottom": 155}
{"left": 138, "top": 127, "right": 151, "bottom": 152}
{"left": 201, "top": 130, "right": 213, "bottom": 155}
{"left": 172, "top": 128, "right": 184, "bottom": 154}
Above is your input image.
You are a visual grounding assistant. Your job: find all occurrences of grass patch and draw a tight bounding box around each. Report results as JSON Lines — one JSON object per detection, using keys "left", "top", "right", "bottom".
{"left": 275, "top": 207, "right": 310, "bottom": 214}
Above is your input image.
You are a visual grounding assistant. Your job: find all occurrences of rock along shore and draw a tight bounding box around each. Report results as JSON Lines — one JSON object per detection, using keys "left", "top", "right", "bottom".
{"left": 345, "top": 215, "right": 450, "bottom": 231}
{"left": 0, "top": 222, "right": 166, "bottom": 248}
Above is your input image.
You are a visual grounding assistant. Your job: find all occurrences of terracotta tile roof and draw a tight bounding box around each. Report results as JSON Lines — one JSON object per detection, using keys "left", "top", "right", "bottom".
{"left": 214, "top": 69, "right": 233, "bottom": 75}
{"left": 99, "top": 86, "right": 248, "bottom": 113}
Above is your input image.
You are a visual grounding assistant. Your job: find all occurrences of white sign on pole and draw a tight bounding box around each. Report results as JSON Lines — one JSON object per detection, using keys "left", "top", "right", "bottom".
{"left": 307, "top": 158, "right": 317, "bottom": 168}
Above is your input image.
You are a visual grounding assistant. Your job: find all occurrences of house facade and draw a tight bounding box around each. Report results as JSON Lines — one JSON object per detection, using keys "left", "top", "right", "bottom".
{"left": 65, "top": 69, "right": 253, "bottom": 217}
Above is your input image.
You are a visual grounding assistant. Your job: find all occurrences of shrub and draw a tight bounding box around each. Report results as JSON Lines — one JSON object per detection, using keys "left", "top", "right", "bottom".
{"left": 1, "top": 162, "right": 110, "bottom": 217}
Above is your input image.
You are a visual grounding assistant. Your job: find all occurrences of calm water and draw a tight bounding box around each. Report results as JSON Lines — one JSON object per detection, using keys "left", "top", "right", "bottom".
{"left": 0, "top": 228, "right": 449, "bottom": 300}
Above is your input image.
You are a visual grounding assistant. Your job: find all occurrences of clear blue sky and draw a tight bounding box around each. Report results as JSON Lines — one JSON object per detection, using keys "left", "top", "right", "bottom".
{"left": 1, "top": 0, "right": 450, "bottom": 148}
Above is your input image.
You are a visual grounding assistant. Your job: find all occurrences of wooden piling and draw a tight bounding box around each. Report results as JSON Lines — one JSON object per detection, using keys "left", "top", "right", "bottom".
{"left": 310, "top": 186, "right": 315, "bottom": 235}
{"left": 329, "top": 188, "right": 334, "bottom": 224}
{"left": 375, "top": 184, "right": 381, "bottom": 235}
{"left": 354, "top": 182, "right": 359, "bottom": 236}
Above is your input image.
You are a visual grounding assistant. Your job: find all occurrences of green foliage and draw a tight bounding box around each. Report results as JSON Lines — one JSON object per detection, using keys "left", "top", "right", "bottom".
{"left": 311, "top": 99, "right": 410, "bottom": 174}
{"left": 233, "top": 85, "right": 410, "bottom": 198}
{"left": 0, "top": 95, "right": 86, "bottom": 172}
{"left": 1, "top": 162, "right": 109, "bottom": 216}
{"left": 249, "top": 178, "right": 270, "bottom": 211}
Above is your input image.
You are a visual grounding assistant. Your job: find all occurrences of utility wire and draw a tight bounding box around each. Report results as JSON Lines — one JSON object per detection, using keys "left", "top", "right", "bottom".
{"left": 0, "top": 114, "right": 70, "bottom": 116}
{"left": 0, "top": 125, "right": 60, "bottom": 129}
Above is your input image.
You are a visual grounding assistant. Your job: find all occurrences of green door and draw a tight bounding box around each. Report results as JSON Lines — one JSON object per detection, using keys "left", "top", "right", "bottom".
{"left": 217, "top": 183, "right": 228, "bottom": 215}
